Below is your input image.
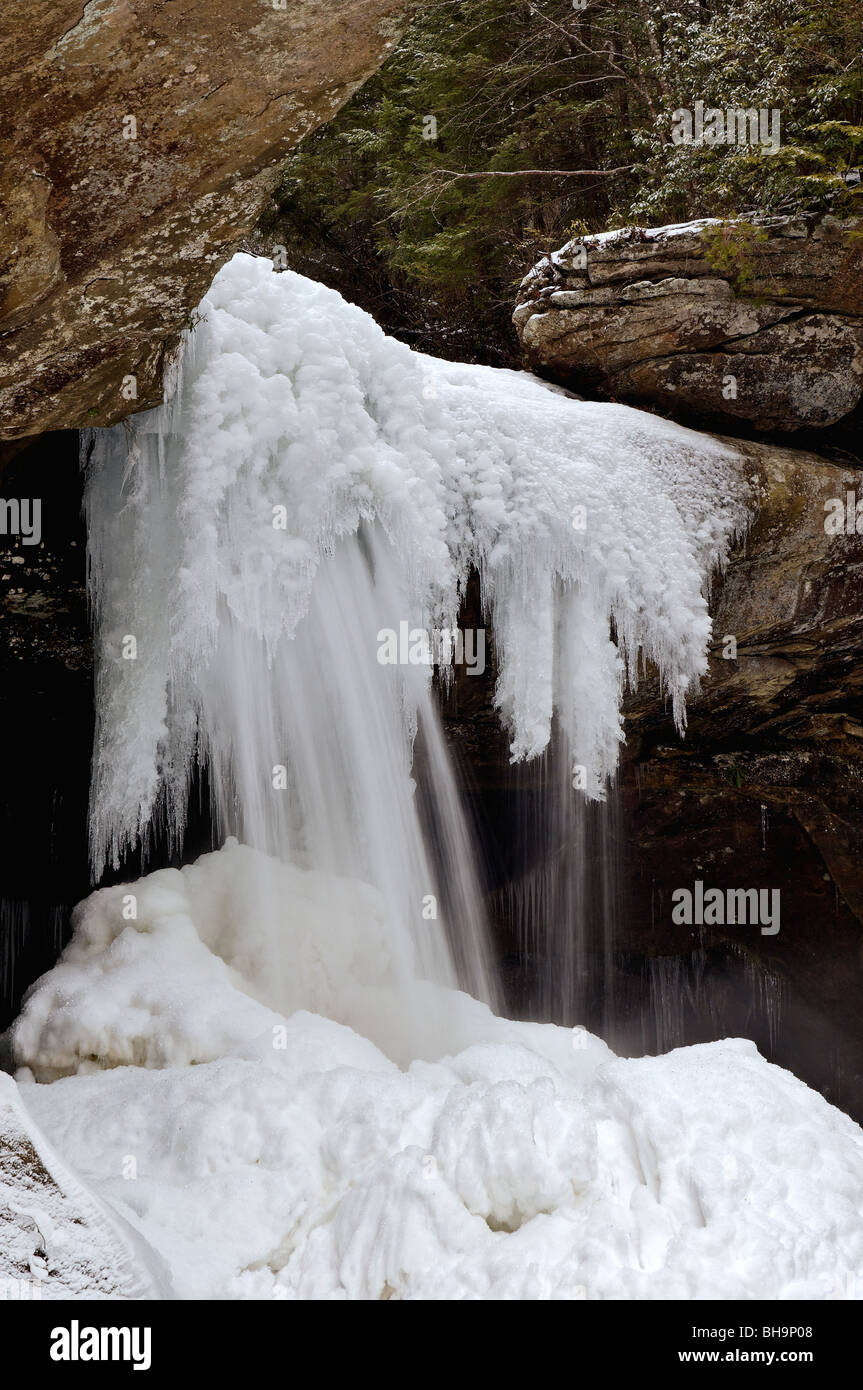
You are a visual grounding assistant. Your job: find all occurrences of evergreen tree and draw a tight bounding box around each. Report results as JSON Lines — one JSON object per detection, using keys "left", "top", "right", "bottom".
{"left": 256, "top": 0, "right": 863, "bottom": 365}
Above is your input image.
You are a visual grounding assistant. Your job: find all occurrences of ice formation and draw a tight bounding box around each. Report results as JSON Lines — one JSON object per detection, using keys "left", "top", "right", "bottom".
{"left": 13, "top": 843, "right": 863, "bottom": 1300}
{"left": 85, "top": 252, "right": 746, "bottom": 868}
{"left": 82, "top": 251, "right": 747, "bottom": 1014}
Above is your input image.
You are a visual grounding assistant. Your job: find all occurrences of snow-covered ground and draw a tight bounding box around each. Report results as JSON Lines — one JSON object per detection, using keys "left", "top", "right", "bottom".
{"left": 10, "top": 841, "right": 863, "bottom": 1301}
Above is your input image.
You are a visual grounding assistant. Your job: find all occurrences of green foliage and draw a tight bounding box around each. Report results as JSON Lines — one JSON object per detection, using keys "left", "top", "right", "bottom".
{"left": 700, "top": 222, "right": 783, "bottom": 302}
{"left": 257, "top": 0, "right": 863, "bottom": 364}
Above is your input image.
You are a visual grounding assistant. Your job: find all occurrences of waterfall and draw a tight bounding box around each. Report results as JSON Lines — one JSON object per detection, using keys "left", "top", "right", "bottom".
{"left": 192, "top": 522, "right": 496, "bottom": 1003}
{"left": 494, "top": 733, "right": 620, "bottom": 1031}
{"left": 82, "top": 252, "right": 747, "bottom": 1041}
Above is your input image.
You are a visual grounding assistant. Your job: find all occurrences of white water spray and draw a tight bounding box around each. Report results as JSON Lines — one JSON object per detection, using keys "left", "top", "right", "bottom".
{"left": 83, "top": 253, "right": 747, "bottom": 1032}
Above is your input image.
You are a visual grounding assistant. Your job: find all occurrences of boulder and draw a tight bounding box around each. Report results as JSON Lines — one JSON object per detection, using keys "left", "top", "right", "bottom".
{"left": 513, "top": 216, "right": 863, "bottom": 433}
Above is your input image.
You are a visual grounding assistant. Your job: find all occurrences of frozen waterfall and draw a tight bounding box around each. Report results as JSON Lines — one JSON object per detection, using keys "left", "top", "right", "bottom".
{"left": 83, "top": 252, "right": 747, "bottom": 1016}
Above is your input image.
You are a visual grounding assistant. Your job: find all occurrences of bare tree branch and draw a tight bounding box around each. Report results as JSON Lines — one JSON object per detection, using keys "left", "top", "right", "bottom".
{"left": 381, "top": 164, "right": 634, "bottom": 224}
{"left": 435, "top": 165, "right": 633, "bottom": 181}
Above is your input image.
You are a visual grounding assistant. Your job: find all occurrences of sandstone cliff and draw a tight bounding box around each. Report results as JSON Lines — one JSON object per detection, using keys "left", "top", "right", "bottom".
{"left": 0, "top": 0, "right": 406, "bottom": 439}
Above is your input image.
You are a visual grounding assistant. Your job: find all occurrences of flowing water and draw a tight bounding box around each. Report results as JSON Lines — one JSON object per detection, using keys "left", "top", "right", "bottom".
{"left": 194, "top": 522, "right": 496, "bottom": 1004}
{"left": 495, "top": 733, "right": 621, "bottom": 1031}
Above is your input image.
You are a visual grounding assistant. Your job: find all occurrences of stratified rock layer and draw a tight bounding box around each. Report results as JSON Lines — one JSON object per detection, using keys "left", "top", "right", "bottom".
{"left": 0, "top": 0, "right": 405, "bottom": 438}
{"left": 514, "top": 217, "right": 863, "bottom": 432}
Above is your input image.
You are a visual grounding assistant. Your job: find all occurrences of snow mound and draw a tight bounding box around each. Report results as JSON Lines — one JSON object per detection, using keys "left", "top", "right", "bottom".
{"left": 11, "top": 839, "right": 590, "bottom": 1072}
{"left": 14, "top": 844, "right": 863, "bottom": 1301}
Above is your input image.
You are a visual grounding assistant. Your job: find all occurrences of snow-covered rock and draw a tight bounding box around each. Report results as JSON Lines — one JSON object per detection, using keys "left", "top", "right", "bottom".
{"left": 514, "top": 215, "right": 863, "bottom": 432}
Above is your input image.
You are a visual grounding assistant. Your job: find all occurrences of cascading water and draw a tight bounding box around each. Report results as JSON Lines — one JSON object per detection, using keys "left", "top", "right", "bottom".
{"left": 498, "top": 738, "right": 621, "bottom": 1032}
{"left": 81, "top": 252, "right": 748, "bottom": 1052}
{"left": 194, "top": 521, "right": 496, "bottom": 1004}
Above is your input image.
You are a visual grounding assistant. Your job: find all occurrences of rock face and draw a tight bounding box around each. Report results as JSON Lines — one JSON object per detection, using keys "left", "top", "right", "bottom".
{"left": 619, "top": 437, "right": 863, "bottom": 1101}
{"left": 439, "top": 433, "right": 863, "bottom": 1115}
{"left": 0, "top": 0, "right": 405, "bottom": 439}
{"left": 513, "top": 217, "right": 863, "bottom": 433}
